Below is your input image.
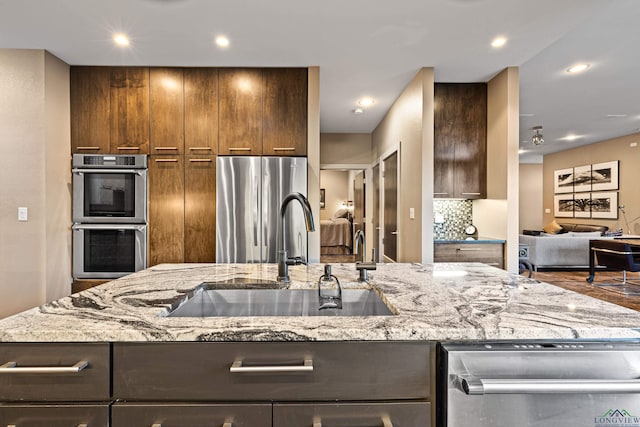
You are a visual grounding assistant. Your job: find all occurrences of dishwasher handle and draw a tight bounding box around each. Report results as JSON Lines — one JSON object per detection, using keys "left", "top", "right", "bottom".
{"left": 458, "top": 376, "right": 640, "bottom": 395}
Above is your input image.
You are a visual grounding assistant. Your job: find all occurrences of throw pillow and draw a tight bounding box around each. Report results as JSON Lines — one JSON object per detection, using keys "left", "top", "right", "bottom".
{"left": 543, "top": 220, "right": 563, "bottom": 234}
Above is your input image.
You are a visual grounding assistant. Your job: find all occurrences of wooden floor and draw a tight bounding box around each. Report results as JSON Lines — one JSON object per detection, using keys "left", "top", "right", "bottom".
{"left": 532, "top": 270, "right": 640, "bottom": 311}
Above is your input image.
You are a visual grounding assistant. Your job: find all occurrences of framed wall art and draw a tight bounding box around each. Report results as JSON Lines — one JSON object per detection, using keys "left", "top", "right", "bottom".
{"left": 573, "top": 193, "right": 591, "bottom": 218}
{"left": 591, "top": 160, "right": 619, "bottom": 191}
{"left": 591, "top": 191, "right": 618, "bottom": 219}
{"left": 573, "top": 164, "right": 592, "bottom": 193}
{"left": 554, "top": 194, "right": 574, "bottom": 218}
{"left": 554, "top": 168, "right": 574, "bottom": 194}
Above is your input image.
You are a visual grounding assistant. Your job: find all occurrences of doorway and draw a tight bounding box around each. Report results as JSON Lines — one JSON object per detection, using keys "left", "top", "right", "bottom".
{"left": 383, "top": 151, "right": 399, "bottom": 262}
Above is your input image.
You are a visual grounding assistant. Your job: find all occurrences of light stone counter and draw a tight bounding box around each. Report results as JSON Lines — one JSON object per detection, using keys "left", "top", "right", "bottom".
{"left": 1, "top": 262, "right": 640, "bottom": 342}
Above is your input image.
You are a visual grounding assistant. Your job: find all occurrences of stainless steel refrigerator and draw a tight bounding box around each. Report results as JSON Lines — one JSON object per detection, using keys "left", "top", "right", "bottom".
{"left": 216, "top": 156, "right": 308, "bottom": 263}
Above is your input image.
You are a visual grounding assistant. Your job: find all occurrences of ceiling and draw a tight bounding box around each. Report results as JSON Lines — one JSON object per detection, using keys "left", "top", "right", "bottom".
{"left": 1, "top": 0, "right": 638, "bottom": 163}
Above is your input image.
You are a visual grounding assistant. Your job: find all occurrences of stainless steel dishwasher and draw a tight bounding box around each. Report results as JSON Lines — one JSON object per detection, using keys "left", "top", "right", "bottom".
{"left": 439, "top": 342, "right": 640, "bottom": 427}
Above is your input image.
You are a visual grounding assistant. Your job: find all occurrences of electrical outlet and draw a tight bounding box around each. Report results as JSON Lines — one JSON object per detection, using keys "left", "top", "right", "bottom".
{"left": 18, "top": 207, "right": 28, "bottom": 221}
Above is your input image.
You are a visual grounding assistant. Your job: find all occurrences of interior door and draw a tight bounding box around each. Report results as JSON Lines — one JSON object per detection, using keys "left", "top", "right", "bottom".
{"left": 353, "top": 171, "right": 365, "bottom": 239}
{"left": 383, "top": 151, "right": 398, "bottom": 262}
{"left": 372, "top": 164, "right": 380, "bottom": 262}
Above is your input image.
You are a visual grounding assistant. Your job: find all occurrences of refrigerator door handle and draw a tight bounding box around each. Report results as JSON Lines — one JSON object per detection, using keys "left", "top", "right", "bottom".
{"left": 254, "top": 176, "right": 259, "bottom": 247}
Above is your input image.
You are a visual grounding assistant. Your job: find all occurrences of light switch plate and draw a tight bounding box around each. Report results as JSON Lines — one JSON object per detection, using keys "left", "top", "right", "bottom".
{"left": 409, "top": 207, "right": 415, "bottom": 219}
{"left": 18, "top": 207, "right": 28, "bottom": 221}
{"left": 545, "top": 208, "right": 551, "bottom": 214}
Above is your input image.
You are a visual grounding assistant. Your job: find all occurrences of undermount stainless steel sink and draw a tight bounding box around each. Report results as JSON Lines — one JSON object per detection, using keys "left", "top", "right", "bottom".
{"left": 166, "top": 284, "right": 394, "bottom": 317}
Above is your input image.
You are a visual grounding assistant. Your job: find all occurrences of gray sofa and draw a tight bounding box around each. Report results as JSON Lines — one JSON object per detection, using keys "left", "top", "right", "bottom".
{"left": 519, "top": 223, "right": 610, "bottom": 270}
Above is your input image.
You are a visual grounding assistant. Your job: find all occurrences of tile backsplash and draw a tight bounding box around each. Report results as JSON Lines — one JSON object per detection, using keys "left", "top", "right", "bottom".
{"left": 434, "top": 200, "right": 473, "bottom": 238}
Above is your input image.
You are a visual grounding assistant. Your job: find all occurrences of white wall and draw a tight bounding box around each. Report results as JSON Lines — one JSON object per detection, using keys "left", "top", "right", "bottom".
{"left": 0, "top": 49, "right": 70, "bottom": 319}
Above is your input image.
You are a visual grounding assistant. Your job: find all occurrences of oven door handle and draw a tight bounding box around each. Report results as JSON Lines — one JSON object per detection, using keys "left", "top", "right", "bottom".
{"left": 72, "top": 168, "right": 145, "bottom": 175}
{"left": 72, "top": 224, "right": 146, "bottom": 231}
{"left": 458, "top": 376, "right": 640, "bottom": 395}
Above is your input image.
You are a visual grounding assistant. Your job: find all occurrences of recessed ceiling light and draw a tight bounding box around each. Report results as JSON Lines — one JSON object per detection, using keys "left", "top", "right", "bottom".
{"left": 519, "top": 113, "right": 535, "bottom": 117}
{"left": 560, "top": 134, "right": 580, "bottom": 141}
{"left": 566, "top": 63, "right": 590, "bottom": 74}
{"left": 353, "top": 108, "right": 364, "bottom": 115}
{"left": 357, "top": 97, "right": 375, "bottom": 107}
{"left": 606, "top": 114, "right": 627, "bottom": 118}
{"left": 113, "top": 33, "right": 130, "bottom": 46}
{"left": 518, "top": 149, "right": 527, "bottom": 154}
{"left": 215, "top": 36, "right": 230, "bottom": 48}
{"left": 491, "top": 37, "right": 507, "bottom": 48}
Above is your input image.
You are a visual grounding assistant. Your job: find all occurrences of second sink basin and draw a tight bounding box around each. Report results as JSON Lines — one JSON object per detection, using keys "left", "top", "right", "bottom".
{"left": 167, "top": 286, "right": 394, "bottom": 317}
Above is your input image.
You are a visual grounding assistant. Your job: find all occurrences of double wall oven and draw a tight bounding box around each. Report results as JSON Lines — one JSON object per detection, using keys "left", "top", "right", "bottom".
{"left": 72, "top": 154, "right": 148, "bottom": 279}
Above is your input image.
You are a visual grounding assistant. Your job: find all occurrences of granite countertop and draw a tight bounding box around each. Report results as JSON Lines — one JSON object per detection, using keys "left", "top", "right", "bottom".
{"left": 1, "top": 263, "right": 640, "bottom": 342}
{"left": 434, "top": 235, "right": 506, "bottom": 243}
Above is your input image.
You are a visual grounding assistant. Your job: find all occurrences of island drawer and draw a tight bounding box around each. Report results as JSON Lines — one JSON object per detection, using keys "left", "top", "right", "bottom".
{"left": 274, "top": 401, "right": 431, "bottom": 426}
{"left": 113, "top": 341, "right": 430, "bottom": 401}
{"left": 111, "top": 402, "right": 271, "bottom": 426}
{"left": 0, "top": 403, "right": 109, "bottom": 426}
{"left": 0, "top": 343, "right": 110, "bottom": 402}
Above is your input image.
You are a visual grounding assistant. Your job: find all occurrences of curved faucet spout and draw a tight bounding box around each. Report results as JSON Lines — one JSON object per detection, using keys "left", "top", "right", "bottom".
{"left": 277, "top": 192, "right": 315, "bottom": 283}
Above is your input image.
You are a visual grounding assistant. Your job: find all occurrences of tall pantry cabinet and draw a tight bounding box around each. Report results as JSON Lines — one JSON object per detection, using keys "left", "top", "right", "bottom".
{"left": 70, "top": 66, "right": 308, "bottom": 266}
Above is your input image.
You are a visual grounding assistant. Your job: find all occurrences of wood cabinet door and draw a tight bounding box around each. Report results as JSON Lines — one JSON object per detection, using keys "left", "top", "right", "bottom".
{"left": 218, "top": 68, "right": 263, "bottom": 155}
{"left": 110, "top": 67, "right": 150, "bottom": 154}
{"left": 148, "top": 155, "right": 184, "bottom": 265}
{"left": 184, "top": 68, "right": 218, "bottom": 155}
{"left": 150, "top": 67, "right": 184, "bottom": 154}
{"left": 453, "top": 83, "right": 486, "bottom": 199}
{"left": 274, "top": 402, "right": 431, "bottom": 427}
{"left": 433, "top": 83, "right": 486, "bottom": 199}
{"left": 262, "top": 68, "right": 307, "bottom": 156}
{"left": 70, "top": 66, "right": 111, "bottom": 154}
{"left": 0, "top": 404, "right": 109, "bottom": 427}
{"left": 185, "top": 155, "right": 216, "bottom": 262}
{"left": 112, "top": 403, "right": 271, "bottom": 427}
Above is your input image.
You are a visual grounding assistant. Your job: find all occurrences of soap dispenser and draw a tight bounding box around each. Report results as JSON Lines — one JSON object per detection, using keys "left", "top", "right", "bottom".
{"left": 318, "top": 264, "right": 342, "bottom": 310}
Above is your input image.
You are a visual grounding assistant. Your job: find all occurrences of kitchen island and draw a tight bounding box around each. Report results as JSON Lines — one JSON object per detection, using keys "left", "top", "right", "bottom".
{"left": 1, "top": 262, "right": 640, "bottom": 341}
{"left": 2, "top": 263, "right": 640, "bottom": 427}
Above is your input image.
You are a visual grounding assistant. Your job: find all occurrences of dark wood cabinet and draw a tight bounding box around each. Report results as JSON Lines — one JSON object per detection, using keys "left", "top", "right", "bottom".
{"left": 434, "top": 242, "right": 504, "bottom": 268}
{"left": 70, "top": 67, "right": 111, "bottom": 154}
{"left": 263, "top": 68, "right": 307, "bottom": 156}
{"left": 150, "top": 67, "right": 184, "bottom": 154}
{"left": 274, "top": 402, "right": 431, "bottom": 427}
{"left": 434, "top": 83, "right": 487, "bottom": 199}
{"left": 185, "top": 155, "right": 216, "bottom": 262}
{"left": 110, "top": 67, "right": 150, "bottom": 154}
{"left": 148, "top": 155, "right": 185, "bottom": 265}
{"left": 219, "top": 68, "right": 263, "bottom": 155}
{"left": 0, "top": 404, "right": 109, "bottom": 427}
{"left": 184, "top": 68, "right": 218, "bottom": 154}
{"left": 112, "top": 403, "right": 271, "bottom": 427}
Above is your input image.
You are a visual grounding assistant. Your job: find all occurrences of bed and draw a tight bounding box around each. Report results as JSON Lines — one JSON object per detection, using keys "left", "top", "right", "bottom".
{"left": 320, "top": 217, "right": 353, "bottom": 255}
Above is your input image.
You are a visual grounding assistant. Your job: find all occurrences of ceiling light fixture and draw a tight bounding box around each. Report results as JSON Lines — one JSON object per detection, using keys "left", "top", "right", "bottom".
{"left": 566, "top": 63, "right": 590, "bottom": 74}
{"left": 561, "top": 134, "right": 579, "bottom": 141}
{"left": 113, "top": 33, "right": 130, "bottom": 46}
{"left": 357, "top": 97, "right": 375, "bottom": 107}
{"left": 353, "top": 108, "right": 364, "bottom": 115}
{"left": 215, "top": 36, "right": 230, "bottom": 48}
{"left": 531, "top": 126, "right": 544, "bottom": 145}
{"left": 491, "top": 37, "right": 507, "bottom": 48}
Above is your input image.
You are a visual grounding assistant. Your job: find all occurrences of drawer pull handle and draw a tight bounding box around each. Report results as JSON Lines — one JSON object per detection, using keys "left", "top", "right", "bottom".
{"left": 228, "top": 147, "right": 251, "bottom": 151}
{"left": 272, "top": 147, "right": 295, "bottom": 151}
{"left": 313, "top": 415, "right": 392, "bottom": 427}
{"left": 0, "top": 360, "right": 88, "bottom": 374}
{"left": 460, "top": 192, "right": 481, "bottom": 196}
{"left": 189, "top": 147, "right": 213, "bottom": 151}
{"left": 230, "top": 358, "right": 313, "bottom": 373}
{"left": 433, "top": 192, "right": 449, "bottom": 195}
{"left": 154, "top": 147, "right": 178, "bottom": 150}
{"left": 151, "top": 422, "right": 232, "bottom": 427}
{"left": 117, "top": 146, "right": 141, "bottom": 151}
{"left": 189, "top": 158, "right": 213, "bottom": 163}
{"left": 457, "top": 248, "right": 482, "bottom": 252}
{"left": 154, "top": 158, "right": 178, "bottom": 163}
{"left": 75, "top": 146, "right": 101, "bottom": 150}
